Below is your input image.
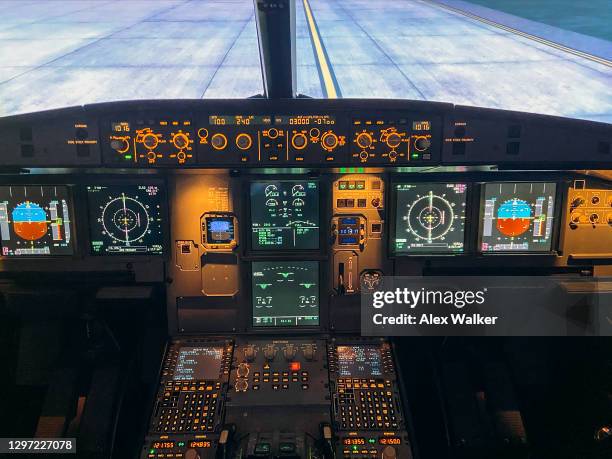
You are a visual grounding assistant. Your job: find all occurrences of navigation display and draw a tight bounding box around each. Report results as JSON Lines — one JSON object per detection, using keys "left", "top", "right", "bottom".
{"left": 337, "top": 345, "right": 383, "bottom": 378}
{"left": 252, "top": 261, "right": 319, "bottom": 327}
{"left": 0, "top": 185, "right": 74, "bottom": 256}
{"left": 173, "top": 346, "right": 224, "bottom": 381}
{"left": 393, "top": 183, "right": 467, "bottom": 254}
{"left": 480, "top": 182, "right": 556, "bottom": 253}
{"left": 250, "top": 180, "right": 319, "bottom": 250}
{"left": 86, "top": 184, "right": 165, "bottom": 255}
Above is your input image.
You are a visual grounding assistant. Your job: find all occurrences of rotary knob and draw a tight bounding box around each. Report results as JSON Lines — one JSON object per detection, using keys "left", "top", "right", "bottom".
{"left": 303, "top": 344, "right": 316, "bottom": 361}
{"left": 142, "top": 133, "right": 158, "bottom": 150}
{"left": 356, "top": 132, "right": 373, "bottom": 149}
{"left": 283, "top": 344, "right": 297, "bottom": 361}
{"left": 414, "top": 136, "right": 431, "bottom": 151}
{"left": 386, "top": 132, "right": 402, "bottom": 149}
{"left": 321, "top": 131, "right": 339, "bottom": 151}
{"left": 263, "top": 344, "right": 277, "bottom": 361}
{"left": 244, "top": 345, "right": 256, "bottom": 362}
{"left": 110, "top": 138, "right": 129, "bottom": 153}
{"left": 185, "top": 449, "right": 200, "bottom": 459}
{"left": 211, "top": 133, "right": 228, "bottom": 150}
{"left": 382, "top": 446, "right": 397, "bottom": 459}
{"left": 236, "top": 133, "right": 252, "bottom": 150}
{"left": 235, "top": 379, "right": 248, "bottom": 392}
{"left": 292, "top": 132, "right": 308, "bottom": 150}
{"left": 172, "top": 132, "right": 189, "bottom": 150}
{"left": 237, "top": 363, "right": 250, "bottom": 378}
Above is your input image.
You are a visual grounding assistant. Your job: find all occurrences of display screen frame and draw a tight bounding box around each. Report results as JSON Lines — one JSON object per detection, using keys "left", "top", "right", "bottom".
{"left": 0, "top": 184, "right": 77, "bottom": 258}
{"left": 250, "top": 259, "right": 322, "bottom": 329}
{"left": 83, "top": 178, "right": 169, "bottom": 258}
{"left": 477, "top": 181, "right": 561, "bottom": 255}
{"left": 390, "top": 181, "right": 469, "bottom": 256}
{"left": 245, "top": 176, "right": 327, "bottom": 255}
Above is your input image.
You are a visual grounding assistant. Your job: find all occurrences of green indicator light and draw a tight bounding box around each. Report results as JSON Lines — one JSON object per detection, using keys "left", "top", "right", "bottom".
{"left": 149, "top": 449, "right": 155, "bottom": 454}
{"left": 125, "top": 155, "right": 133, "bottom": 159}
{"left": 340, "top": 167, "right": 346, "bottom": 173}
{"left": 177, "top": 442, "right": 185, "bottom": 447}
{"left": 352, "top": 445, "right": 358, "bottom": 451}
{"left": 358, "top": 167, "right": 365, "bottom": 173}
{"left": 368, "top": 439, "right": 376, "bottom": 444}
{"left": 349, "top": 167, "right": 355, "bottom": 173}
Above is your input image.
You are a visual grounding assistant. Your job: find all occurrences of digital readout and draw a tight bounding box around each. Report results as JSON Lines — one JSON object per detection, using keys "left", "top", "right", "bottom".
{"left": 208, "top": 115, "right": 272, "bottom": 126}
{"left": 151, "top": 441, "right": 175, "bottom": 449}
{"left": 379, "top": 437, "right": 402, "bottom": 445}
{"left": 188, "top": 441, "right": 212, "bottom": 448}
{"left": 343, "top": 438, "right": 366, "bottom": 446}
{"left": 274, "top": 115, "right": 336, "bottom": 125}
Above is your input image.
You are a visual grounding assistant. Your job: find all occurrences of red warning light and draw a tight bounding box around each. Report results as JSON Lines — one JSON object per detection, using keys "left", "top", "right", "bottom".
{"left": 290, "top": 362, "right": 301, "bottom": 372}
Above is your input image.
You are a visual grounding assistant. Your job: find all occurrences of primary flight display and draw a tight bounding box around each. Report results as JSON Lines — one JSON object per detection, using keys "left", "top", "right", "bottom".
{"left": 479, "top": 182, "right": 556, "bottom": 253}
{"left": 0, "top": 185, "right": 74, "bottom": 256}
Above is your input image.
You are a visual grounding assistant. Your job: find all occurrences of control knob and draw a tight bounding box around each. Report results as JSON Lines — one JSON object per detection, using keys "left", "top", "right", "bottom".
{"left": 356, "top": 132, "right": 373, "bottom": 149}
{"left": 292, "top": 132, "right": 308, "bottom": 150}
{"left": 414, "top": 136, "right": 431, "bottom": 151}
{"left": 237, "top": 363, "right": 250, "bottom": 378}
{"left": 185, "top": 448, "right": 200, "bottom": 459}
{"left": 211, "top": 133, "right": 228, "bottom": 150}
{"left": 303, "top": 344, "right": 316, "bottom": 361}
{"left": 386, "top": 132, "right": 402, "bottom": 149}
{"left": 283, "top": 344, "right": 297, "bottom": 361}
{"left": 110, "top": 138, "right": 129, "bottom": 153}
{"left": 244, "top": 345, "right": 256, "bottom": 362}
{"left": 321, "top": 131, "right": 339, "bottom": 151}
{"left": 263, "top": 344, "right": 277, "bottom": 361}
{"left": 382, "top": 446, "right": 397, "bottom": 459}
{"left": 172, "top": 132, "right": 189, "bottom": 150}
{"left": 235, "top": 379, "right": 248, "bottom": 392}
{"left": 142, "top": 133, "right": 159, "bottom": 150}
{"left": 236, "top": 133, "right": 252, "bottom": 150}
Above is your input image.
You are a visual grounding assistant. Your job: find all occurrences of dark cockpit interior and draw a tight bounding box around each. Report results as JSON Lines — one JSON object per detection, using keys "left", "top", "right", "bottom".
{"left": 0, "top": 2, "right": 611, "bottom": 459}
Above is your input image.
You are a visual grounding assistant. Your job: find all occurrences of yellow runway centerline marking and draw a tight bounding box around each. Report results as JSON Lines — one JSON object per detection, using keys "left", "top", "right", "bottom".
{"left": 424, "top": 0, "right": 612, "bottom": 68}
{"left": 302, "top": 0, "right": 339, "bottom": 98}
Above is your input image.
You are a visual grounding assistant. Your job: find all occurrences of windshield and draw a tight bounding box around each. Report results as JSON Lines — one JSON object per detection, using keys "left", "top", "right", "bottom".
{"left": 0, "top": 0, "right": 610, "bottom": 123}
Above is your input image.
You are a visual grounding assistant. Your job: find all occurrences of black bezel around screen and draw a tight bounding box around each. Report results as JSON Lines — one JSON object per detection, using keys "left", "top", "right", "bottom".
{"left": 247, "top": 178, "right": 323, "bottom": 253}
{"left": 251, "top": 260, "right": 321, "bottom": 328}
{"left": 85, "top": 181, "right": 168, "bottom": 256}
{"left": 390, "top": 181, "right": 469, "bottom": 256}
{"left": 477, "top": 181, "right": 559, "bottom": 254}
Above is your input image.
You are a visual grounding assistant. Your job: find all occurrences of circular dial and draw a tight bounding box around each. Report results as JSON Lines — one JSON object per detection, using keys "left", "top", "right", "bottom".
{"left": 292, "top": 132, "right": 308, "bottom": 150}
{"left": 321, "top": 132, "right": 339, "bottom": 151}
{"left": 110, "top": 138, "right": 130, "bottom": 153}
{"left": 172, "top": 132, "right": 189, "bottom": 150}
{"left": 386, "top": 132, "right": 402, "bottom": 149}
{"left": 235, "top": 133, "right": 252, "bottom": 150}
{"left": 142, "top": 133, "right": 158, "bottom": 150}
{"left": 414, "top": 136, "right": 431, "bottom": 151}
{"left": 403, "top": 192, "right": 457, "bottom": 242}
{"left": 211, "top": 133, "right": 228, "bottom": 150}
{"left": 356, "top": 132, "right": 373, "bottom": 149}
{"left": 101, "top": 194, "right": 152, "bottom": 245}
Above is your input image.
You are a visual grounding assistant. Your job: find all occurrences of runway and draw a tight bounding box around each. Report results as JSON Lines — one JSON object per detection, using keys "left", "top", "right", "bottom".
{"left": 0, "top": 0, "right": 610, "bottom": 123}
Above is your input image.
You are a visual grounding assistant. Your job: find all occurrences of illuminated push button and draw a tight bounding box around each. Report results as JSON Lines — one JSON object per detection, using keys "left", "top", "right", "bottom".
{"left": 414, "top": 136, "right": 431, "bottom": 151}
{"left": 237, "top": 363, "right": 250, "bottom": 378}
{"left": 386, "top": 133, "right": 402, "bottom": 149}
{"left": 235, "top": 133, "right": 252, "bottom": 150}
{"left": 359, "top": 151, "right": 369, "bottom": 161}
{"left": 177, "top": 151, "right": 186, "bottom": 162}
{"left": 356, "top": 132, "right": 373, "bottom": 149}
{"left": 388, "top": 151, "right": 398, "bottom": 160}
{"left": 292, "top": 132, "right": 308, "bottom": 150}
{"left": 267, "top": 128, "right": 279, "bottom": 139}
{"left": 210, "top": 133, "right": 228, "bottom": 150}
{"left": 235, "top": 379, "right": 248, "bottom": 392}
